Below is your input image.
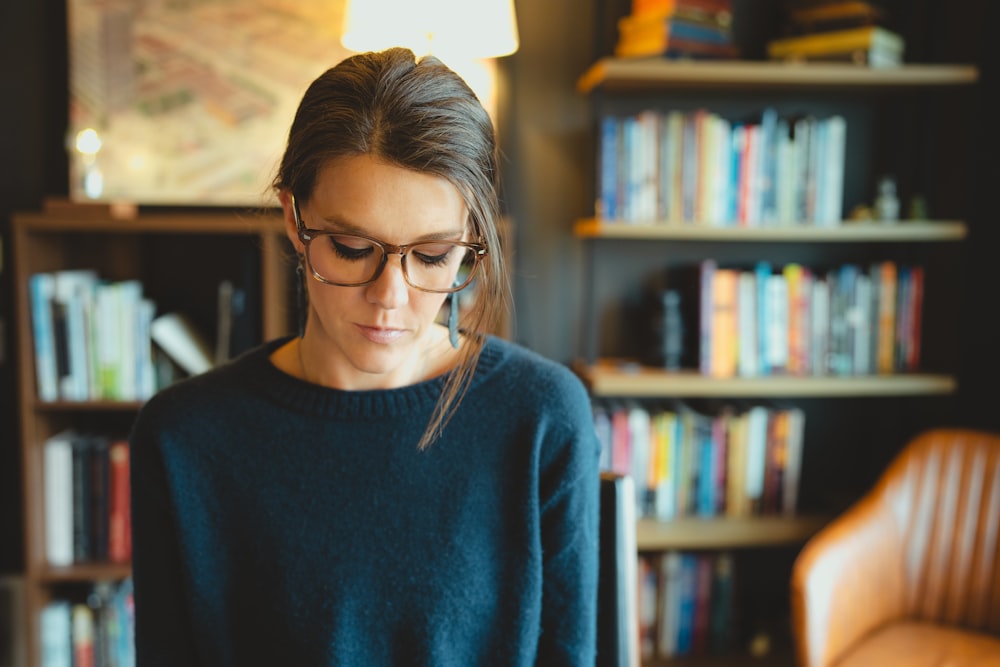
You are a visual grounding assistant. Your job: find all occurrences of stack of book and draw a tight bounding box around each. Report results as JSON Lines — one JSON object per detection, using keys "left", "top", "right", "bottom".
{"left": 638, "top": 550, "right": 736, "bottom": 661}
{"left": 767, "top": 1, "right": 904, "bottom": 67}
{"left": 614, "top": 0, "right": 738, "bottom": 60}
{"left": 593, "top": 400, "right": 806, "bottom": 521}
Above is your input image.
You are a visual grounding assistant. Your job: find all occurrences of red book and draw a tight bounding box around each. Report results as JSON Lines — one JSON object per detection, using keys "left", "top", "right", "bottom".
{"left": 108, "top": 440, "right": 132, "bottom": 563}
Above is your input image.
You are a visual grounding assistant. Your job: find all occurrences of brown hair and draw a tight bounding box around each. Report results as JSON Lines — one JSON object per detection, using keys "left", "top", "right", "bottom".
{"left": 273, "top": 47, "right": 510, "bottom": 449}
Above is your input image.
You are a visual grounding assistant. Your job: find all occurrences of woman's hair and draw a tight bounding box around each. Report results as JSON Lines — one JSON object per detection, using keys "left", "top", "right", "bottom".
{"left": 273, "top": 47, "right": 510, "bottom": 449}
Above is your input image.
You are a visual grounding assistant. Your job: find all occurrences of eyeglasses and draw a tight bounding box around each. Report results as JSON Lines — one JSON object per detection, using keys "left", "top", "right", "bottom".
{"left": 292, "top": 195, "right": 487, "bottom": 293}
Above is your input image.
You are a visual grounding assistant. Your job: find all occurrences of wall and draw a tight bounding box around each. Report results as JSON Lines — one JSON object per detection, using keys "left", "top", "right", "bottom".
{"left": 0, "top": 0, "right": 70, "bottom": 573}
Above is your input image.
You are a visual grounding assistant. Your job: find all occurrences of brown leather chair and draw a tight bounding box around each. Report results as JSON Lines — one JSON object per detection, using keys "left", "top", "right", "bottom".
{"left": 791, "top": 429, "right": 1000, "bottom": 667}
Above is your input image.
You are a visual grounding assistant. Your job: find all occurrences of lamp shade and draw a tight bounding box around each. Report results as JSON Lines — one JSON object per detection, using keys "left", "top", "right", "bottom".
{"left": 342, "top": 0, "right": 519, "bottom": 61}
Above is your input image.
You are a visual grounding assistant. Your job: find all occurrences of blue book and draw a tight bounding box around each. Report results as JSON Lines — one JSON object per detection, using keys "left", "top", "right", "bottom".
{"left": 755, "top": 261, "right": 773, "bottom": 376}
{"left": 675, "top": 553, "right": 698, "bottom": 655}
{"left": 29, "top": 272, "right": 58, "bottom": 402}
{"left": 598, "top": 115, "right": 621, "bottom": 220}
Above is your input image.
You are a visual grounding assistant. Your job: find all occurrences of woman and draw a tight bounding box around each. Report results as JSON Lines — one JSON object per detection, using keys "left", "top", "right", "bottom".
{"left": 129, "top": 48, "right": 600, "bottom": 666}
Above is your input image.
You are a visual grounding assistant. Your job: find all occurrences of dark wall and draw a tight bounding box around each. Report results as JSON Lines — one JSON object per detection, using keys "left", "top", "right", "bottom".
{"left": 0, "top": 0, "right": 69, "bottom": 573}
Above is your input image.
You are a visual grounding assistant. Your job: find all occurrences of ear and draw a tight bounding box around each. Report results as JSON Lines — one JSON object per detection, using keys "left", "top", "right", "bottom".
{"left": 278, "top": 189, "right": 306, "bottom": 255}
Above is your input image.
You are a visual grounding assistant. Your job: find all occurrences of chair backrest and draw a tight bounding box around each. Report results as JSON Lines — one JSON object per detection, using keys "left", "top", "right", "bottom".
{"left": 878, "top": 429, "right": 1000, "bottom": 632}
{"left": 596, "top": 471, "right": 640, "bottom": 667}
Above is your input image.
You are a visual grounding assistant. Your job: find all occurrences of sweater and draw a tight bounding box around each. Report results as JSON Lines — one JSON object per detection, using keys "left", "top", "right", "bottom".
{"left": 129, "top": 335, "right": 600, "bottom": 666}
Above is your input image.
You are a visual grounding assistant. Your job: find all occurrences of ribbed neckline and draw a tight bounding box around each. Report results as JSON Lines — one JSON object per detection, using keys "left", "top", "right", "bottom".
{"left": 232, "top": 335, "right": 504, "bottom": 420}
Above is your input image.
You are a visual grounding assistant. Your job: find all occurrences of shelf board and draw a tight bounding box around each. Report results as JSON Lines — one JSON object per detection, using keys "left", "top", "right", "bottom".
{"left": 574, "top": 218, "right": 968, "bottom": 242}
{"left": 642, "top": 648, "right": 795, "bottom": 667}
{"left": 577, "top": 361, "right": 957, "bottom": 397}
{"left": 34, "top": 399, "right": 144, "bottom": 412}
{"left": 578, "top": 58, "right": 980, "bottom": 93}
{"left": 37, "top": 563, "right": 132, "bottom": 583}
{"left": 14, "top": 209, "right": 282, "bottom": 235}
{"left": 637, "top": 514, "right": 828, "bottom": 550}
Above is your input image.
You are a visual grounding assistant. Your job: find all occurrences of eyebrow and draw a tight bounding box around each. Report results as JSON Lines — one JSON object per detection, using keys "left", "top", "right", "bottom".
{"left": 311, "top": 215, "right": 467, "bottom": 242}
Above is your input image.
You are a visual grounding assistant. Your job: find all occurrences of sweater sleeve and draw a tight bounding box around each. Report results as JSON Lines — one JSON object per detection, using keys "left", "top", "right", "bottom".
{"left": 129, "top": 404, "right": 203, "bottom": 667}
{"left": 535, "top": 376, "right": 601, "bottom": 666}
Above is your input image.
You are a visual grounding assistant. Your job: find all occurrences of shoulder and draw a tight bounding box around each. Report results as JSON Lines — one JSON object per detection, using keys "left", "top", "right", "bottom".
{"left": 478, "top": 337, "right": 590, "bottom": 404}
{"left": 473, "top": 337, "right": 595, "bottom": 435}
{"left": 132, "top": 339, "right": 282, "bottom": 437}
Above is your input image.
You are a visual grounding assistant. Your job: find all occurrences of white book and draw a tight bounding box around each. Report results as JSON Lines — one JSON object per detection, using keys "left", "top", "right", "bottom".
{"left": 737, "top": 271, "right": 758, "bottom": 377}
{"left": 94, "top": 281, "right": 122, "bottom": 400}
{"left": 765, "top": 274, "right": 789, "bottom": 372}
{"left": 627, "top": 403, "right": 651, "bottom": 516}
{"left": 745, "top": 406, "right": 770, "bottom": 510}
{"left": 43, "top": 430, "right": 76, "bottom": 567}
{"left": 40, "top": 600, "right": 72, "bottom": 667}
{"left": 151, "top": 312, "right": 214, "bottom": 377}
{"left": 116, "top": 280, "right": 144, "bottom": 401}
{"left": 822, "top": 115, "right": 847, "bottom": 225}
{"left": 136, "top": 297, "right": 157, "bottom": 400}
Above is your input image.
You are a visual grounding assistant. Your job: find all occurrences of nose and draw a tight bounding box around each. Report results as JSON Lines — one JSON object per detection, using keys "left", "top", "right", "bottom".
{"left": 365, "top": 253, "right": 410, "bottom": 309}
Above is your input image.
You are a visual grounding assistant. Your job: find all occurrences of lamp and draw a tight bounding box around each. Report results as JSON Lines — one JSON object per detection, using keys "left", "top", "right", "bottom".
{"left": 341, "top": 0, "right": 519, "bottom": 62}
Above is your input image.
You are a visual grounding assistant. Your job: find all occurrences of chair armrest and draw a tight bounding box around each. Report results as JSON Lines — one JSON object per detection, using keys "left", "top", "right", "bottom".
{"left": 791, "top": 493, "right": 907, "bottom": 667}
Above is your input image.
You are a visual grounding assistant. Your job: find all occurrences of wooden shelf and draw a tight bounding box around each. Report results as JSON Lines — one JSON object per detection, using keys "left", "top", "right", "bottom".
{"left": 637, "top": 515, "right": 828, "bottom": 550}
{"left": 577, "top": 58, "right": 980, "bottom": 94}
{"left": 36, "top": 563, "right": 132, "bottom": 584}
{"left": 642, "top": 648, "right": 795, "bottom": 667}
{"left": 33, "top": 400, "right": 144, "bottom": 412}
{"left": 577, "top": 361, "right": 957, "bottom": 398}
{"left": 574, "top": 219, "right": 968, "bottom": 242}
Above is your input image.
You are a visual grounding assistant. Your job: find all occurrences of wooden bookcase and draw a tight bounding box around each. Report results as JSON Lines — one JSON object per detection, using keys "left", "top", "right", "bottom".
{"left": 576, "top": 58, "right": 977, "bottom": 666}
{"left": 11, "top": 208, "right": 295, "bottom": 667}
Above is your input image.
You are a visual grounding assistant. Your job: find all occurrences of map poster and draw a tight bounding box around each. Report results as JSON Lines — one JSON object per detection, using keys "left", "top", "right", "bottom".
{"left": 67, "top": 0, "right": 352, "bottom": 206}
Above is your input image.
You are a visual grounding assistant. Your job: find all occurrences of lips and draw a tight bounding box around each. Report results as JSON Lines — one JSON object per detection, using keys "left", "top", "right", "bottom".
{"left": 357, "top": 324, "right": 407, "bottom": 345}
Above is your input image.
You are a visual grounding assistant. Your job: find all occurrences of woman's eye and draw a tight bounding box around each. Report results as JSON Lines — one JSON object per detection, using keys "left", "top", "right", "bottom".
{"left": 330, "top": 236, "right": 375, "bottom": 260}
{"left": 413, "top": 244, "right": 457, "bottom": 266}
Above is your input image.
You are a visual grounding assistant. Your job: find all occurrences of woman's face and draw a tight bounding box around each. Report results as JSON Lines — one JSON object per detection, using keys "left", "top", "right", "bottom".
{"left": 281, "top": 153, "right": 468, "bottom": 390}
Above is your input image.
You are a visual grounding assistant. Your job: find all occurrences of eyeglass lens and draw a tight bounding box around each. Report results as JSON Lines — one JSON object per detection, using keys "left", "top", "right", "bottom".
{"left": 307, "top": 234, "right": 479, "bottom": 291}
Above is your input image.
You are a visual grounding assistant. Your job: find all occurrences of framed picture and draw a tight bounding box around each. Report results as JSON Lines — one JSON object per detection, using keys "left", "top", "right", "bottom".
{"left": 67, "top": 0, "right": 351, "bottom": 206}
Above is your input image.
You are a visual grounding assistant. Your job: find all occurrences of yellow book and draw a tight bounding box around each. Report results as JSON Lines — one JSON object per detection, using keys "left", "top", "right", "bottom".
{"left": 767, "top": 25, "right": 903, "bottom": 59}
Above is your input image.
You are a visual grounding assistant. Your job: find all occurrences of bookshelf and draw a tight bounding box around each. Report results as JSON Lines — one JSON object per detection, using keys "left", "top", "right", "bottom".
{"left": 11, "top": 207, "right": 294, "bottom": 667}
{"left": 577, "top": 58, "right": 977, "bottom": 665}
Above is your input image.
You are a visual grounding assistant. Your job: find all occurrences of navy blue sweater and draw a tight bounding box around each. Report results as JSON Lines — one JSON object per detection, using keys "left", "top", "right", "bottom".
{"left": 129, "top": 335, "right": 600, "bottom": 666}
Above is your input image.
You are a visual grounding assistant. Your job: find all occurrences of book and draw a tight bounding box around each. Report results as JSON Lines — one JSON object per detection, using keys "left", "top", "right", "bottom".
{"left": 767, "top": 25, "right": 904, "bottom": 64}
{"left": 787, "top": 1, "right": 885, "bottom": 34}
{"left": 71, "top": 437, "right": 93, "bottom": 563}
{"left": 51, "top": 270, "right": 98, "bottom": 401}
{"left": 43, "top": 431, "right": 77, "bottom": 567}
{"left": 40, "top": 600, "right": 72, "bottom": 667}
{"left": 150, "top": 312, "right": 214, "bottom": 377}
{"left": 107, "top": 439, "right": 131, "bottom": 563}
{"left": 597, "top": 472, "right": 639, "bottom": 667}
{"left": 87, "top": 436, "right": 111, "bottom": 562}
{"left": 29, "top": 272, "right": 59, "bottom": 402}
{"left": 72, "top": 603, "right": 95, "bottom": 667}
{"left": 657, "top": 551, "right": 683, "bottom": 658}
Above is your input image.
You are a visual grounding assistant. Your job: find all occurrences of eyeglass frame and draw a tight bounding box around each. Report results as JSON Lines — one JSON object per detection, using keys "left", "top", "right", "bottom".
{"left": 291, "top": 194, "right": 488, "bottom": 294}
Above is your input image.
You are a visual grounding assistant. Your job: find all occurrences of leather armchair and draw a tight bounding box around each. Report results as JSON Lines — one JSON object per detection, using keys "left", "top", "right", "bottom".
{"left": 791, "top": 429, "right": 1000, "bottom": 667}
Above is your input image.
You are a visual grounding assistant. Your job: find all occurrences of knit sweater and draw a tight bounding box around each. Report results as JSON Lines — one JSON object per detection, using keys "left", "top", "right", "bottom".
{"left": 129, "top": 335, "right": 600, "bottom": 666}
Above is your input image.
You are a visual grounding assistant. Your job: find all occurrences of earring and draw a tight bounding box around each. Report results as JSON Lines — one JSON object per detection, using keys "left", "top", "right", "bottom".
{"left": 448, "top": 289, "right": 460, "bottom": 349}
{"left": 295, "top": 255, "right": 307, "bottom": 338}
